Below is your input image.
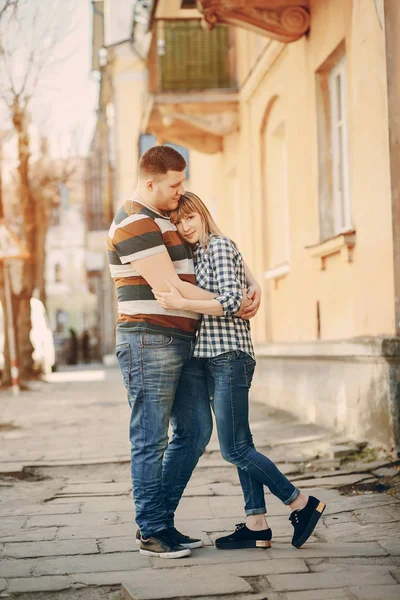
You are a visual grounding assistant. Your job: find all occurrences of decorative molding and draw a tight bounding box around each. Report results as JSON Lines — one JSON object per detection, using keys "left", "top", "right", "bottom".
{"left": 158, "top": 106, "right": 239, "bottom": 136}
{"left": 197, "top": 1, "right": 310, "bottom": 43}
{"left": 264, "top": 262, "right": 290, "bottom": 281}
{"left": 142, "top": 90, "right": 239, "bottom": 154}
{"left": 306, "top": 231, "right": 356, "bottom": 270}
{"left": 240, "top": 40, "right": 286, "bottom": 101}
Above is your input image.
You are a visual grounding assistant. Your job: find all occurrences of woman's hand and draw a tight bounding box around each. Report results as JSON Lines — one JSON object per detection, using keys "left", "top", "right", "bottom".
{"left": 152, "top": 280, "right": 185, "bottom": 310}
{"left": 235, "top": 289, "right": 253, "bottom": 318}
{"left": 240, "top": 284, "right": 262, "bottom": 320}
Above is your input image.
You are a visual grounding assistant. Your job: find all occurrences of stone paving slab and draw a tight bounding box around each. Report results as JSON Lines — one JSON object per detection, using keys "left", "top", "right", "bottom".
{"left": 6, "top": 575, "right": 72, "bottom": 594}
{"left": 25, "top": 512, "right": 120, "bottom": 528}
{"left": 307, "top": 562, "right": 396, "bottom": 576}
{"left": 121, "top": 566, "right": 252, "bottom": 600}
{"left": 291, "top": 474, "right": 371, "bottom": 487}
{"left": 379, "top": 538, "right": 400, "bottom": 555}
{"left": 268, "top": 566, "right": 397, "bottom": 592}
{"left": 149, "top": 546, "right": 274, "bottom": 568}
{"left": 0, "top": 551, "right": 151, "bottom": 580}
{"left": 355, "top": 505, "right": 400, "bottom": 524}
{"left": 0, "top": 538, "right": 99, "bottom": 559}
{"left": 317, "top": 521, "right": 400, "bottom": 543}
{"left": 323, "top": 494, "right": 399, "bottom": 515}
{"left": 176, "top": 497, "right": 214, "bottom": 519}
{"left": 349, "top": 585, "right": 400, "bottom": 599}
{"left": 0, "top": 502, "right": 82, "bottom": 517}
{"left": 267, "top": 541, "right": 388, "bottom": 559}
{"left": 0, "top": 527, "right": 58, "bottom": 543}
{"left": 72, "top": 570, "right": 150, "bottom": 588}
{"left": 322, "top": 512, "right": 360, "bottom": 527}
{"left": 307, "top": 556, "right": 400, "bottom": 569}
{"left": 152, "top": 554, "right": 308, "bottom": 576}
{"left": 79, "top": 498, "right": 132, "bottom": 513}
{"left": 284, "top": 590, "right": 352, "bottom": 599}
{"left": 35, "top": 551, "right": 151, "bottom": 576}
{"left": 57, "top": 522, "right": 135, "bottom": 540}
{"left": 59, "top": 482, "right": 131, "bottom": 495}
{"left": 102, "top": 536, "right": 138, "bottom": 553}
{"left": 0, "top": 516, "right": 27, "bottom": 533}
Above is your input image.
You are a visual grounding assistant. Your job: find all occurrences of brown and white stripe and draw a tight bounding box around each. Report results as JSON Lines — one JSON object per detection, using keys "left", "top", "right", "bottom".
{"left": 108, "top": 199, "right": 199, "bottom": 338}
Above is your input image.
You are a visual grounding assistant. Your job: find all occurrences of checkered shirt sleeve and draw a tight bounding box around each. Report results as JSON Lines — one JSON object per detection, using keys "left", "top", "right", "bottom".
{"left": 209, "top": 237, "right": 243, "bottom": 316}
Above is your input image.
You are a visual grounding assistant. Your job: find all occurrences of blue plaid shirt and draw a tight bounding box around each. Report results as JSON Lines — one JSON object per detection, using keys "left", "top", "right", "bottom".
{"left": 192, "top": 236, "right": 255, "bottom": 359}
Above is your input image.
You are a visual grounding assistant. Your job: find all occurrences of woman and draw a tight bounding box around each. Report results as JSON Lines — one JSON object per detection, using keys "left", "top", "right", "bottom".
{"left": 153, "top": 192, "right": 326, "bottom": 550}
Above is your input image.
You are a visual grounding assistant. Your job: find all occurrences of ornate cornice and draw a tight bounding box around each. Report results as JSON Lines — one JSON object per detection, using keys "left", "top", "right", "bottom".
{"left": 142, "top": 91, "right": 239, "bottom": 154}
{"left": 197, "top": 1, "right": 310, "bottom": 43}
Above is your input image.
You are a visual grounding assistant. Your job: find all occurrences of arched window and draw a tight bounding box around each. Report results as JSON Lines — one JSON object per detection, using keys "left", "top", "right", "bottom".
{"left": 260, "top": 97, "right": 290, "bottom": 279}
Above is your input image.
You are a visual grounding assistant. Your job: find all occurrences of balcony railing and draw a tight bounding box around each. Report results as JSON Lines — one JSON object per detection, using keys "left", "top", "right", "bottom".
{"left": 150, "top": 20, "right": 235, "bottom": 92}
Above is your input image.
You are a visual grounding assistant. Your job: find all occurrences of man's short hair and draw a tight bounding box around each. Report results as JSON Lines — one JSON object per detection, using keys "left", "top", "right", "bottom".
{"left": 139, "top": 145, "right": 186, "bottom": 179}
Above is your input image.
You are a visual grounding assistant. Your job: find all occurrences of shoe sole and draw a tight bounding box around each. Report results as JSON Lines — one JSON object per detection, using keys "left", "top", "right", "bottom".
{"left": 139, "top": 547, "right": 191, "bottom": 559}
{"left": 293, "top": 501, "right": 326, "bottom": 548}
{"left": 216, "top": 539, "right": 272, "bottom": 550}
{"left": 136, "top": 538, "right": 203, "bottom": 549}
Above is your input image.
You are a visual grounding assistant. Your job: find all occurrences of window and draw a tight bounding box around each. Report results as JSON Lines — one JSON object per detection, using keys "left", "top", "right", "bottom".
{"left": 316, "top": 46, "right": 351, "bottom": 240}
{"left": 55, "top": 263, "right": 63, "bottom": 283}
{"left": 260, "top": 98, "right": 290, "bottom": 279}
{"left": 329, "top": 58, "right": 351, "bottom": 233}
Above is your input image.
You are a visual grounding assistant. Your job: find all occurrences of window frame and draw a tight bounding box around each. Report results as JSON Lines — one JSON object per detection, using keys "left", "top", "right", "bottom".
{"left": 329, "top": 57, "right": 352, "bottom": 235}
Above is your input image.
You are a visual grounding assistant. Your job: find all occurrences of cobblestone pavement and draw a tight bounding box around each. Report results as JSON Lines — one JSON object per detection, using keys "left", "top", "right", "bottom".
{"left": 0, "top": 366, "right": 399, "bottom": 600}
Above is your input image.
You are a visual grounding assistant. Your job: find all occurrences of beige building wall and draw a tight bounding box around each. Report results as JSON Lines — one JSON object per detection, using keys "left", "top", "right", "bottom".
{"left": 205, "top": 0, "right": 394, "bottom": 346}
{"left": 112, "top": 46, "right": 147, "bottom": 208}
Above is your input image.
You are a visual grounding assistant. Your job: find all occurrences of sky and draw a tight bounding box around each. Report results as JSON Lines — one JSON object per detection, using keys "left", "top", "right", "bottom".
{"left": 0, "top": 0, "right": 99, "bottom": 157}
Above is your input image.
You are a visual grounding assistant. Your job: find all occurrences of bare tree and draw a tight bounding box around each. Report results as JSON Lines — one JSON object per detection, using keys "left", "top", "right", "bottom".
{"left": 0, "top": 0, "right": 22, "bottom": 21}
{"left": 30, "top": 140, "right": 76, "bottom": 306}
{"left": 0, "top": 0, "right": 76, "bottom": 380}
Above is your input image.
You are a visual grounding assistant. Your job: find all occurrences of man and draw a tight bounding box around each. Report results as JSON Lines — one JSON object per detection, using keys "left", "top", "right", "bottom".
{"left": 108, "top": 146, "right": 259, "bottom": 559}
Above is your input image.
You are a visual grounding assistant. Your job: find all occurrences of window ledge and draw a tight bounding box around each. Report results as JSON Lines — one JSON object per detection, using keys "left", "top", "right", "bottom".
{"left": 306, "top": 230, "right": 356, "bottom": 270}
{"left": 264, "top": 262, "right": 290, "bottom": 281}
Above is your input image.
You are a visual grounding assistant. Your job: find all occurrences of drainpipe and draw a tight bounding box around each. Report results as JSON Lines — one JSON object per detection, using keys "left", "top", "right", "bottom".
{"left": 384, "top": 0, "right": 400, "bottom": 455}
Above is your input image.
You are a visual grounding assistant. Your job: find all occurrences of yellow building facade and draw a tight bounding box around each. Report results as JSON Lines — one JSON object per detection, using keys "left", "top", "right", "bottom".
{"left": 91, "top": 0, "right": 400, "bottom": 451}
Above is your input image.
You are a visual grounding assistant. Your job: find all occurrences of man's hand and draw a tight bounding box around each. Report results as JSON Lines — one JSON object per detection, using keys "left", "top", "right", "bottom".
{"left": 240, "top": 285, "right": 262, "bottom": 320}
{"left": 153, "top": 280, "right": 185, "bottom": 310}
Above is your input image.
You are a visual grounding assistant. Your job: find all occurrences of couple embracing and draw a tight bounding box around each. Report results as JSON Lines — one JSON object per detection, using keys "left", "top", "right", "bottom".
{"left": 108, "top": 146, "right": 325, "bottom": 559}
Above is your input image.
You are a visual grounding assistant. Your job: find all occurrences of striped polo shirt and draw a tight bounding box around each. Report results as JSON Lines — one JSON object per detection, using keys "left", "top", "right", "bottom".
{"left": 108, "top": 199, "right": 200, "bottom": 338}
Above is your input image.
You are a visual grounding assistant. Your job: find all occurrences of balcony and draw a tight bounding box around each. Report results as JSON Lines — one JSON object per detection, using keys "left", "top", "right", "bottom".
{"left": 142, "top": 19, "right": 239, "bottom": 154}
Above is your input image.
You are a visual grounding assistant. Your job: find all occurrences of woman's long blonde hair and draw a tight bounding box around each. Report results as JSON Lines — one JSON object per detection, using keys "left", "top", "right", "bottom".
{"left": 170, "top": 191, "right": 228, "bottom": 249}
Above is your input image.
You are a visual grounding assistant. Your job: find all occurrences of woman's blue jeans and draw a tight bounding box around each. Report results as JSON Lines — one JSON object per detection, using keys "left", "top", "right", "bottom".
{"left": 202, "top": 350, "right": 300, "bottom": 515}
{"left": 116, "top": 330, "right": 213, "bottom": 538}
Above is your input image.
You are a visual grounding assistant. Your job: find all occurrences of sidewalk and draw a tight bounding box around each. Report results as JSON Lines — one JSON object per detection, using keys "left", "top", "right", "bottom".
{"left": 0, "top": 366, "right": 399, "bottom": 599}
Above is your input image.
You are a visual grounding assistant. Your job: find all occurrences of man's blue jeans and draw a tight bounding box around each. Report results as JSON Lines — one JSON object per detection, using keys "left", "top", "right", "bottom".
{"left": 116, "top": 330, "right": 213, "bottom": 538}
{"left": 202, "top": 350, "right": 300, "bottom": 514}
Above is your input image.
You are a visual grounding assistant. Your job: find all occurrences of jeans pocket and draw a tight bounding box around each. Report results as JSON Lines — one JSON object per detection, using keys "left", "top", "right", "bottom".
{"left": 210, "top": 351, "right": 234, "bottom": 366}
{"left": 243, "top": 360, "right": 256, "bottom": 388}
{"left": 116, "top": 342, "right": 131, "bottom": 392}
{"left": 141, "top": 332, "right": 173, "bottom": 347}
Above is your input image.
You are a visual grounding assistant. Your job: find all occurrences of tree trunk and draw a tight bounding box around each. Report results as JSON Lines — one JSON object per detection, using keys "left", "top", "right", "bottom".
{"left": 12, "top": 99, "right": 34, "bottom": 379}
{"left": 0, "top": 263, "right": 12, "bottom": 386}
{"left": 0, "top": 141, "right": 11, "bottom": 386}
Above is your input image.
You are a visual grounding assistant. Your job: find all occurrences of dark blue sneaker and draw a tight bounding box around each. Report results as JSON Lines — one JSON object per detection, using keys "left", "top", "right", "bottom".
{"left": 139, "top": 529, "right": 191, "bottom": 559}
{"left": 136, "top": 526, "right": 203, "bottom": 549}
{"left": 289, "top": 496, "right": 326, "bottom": 548}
